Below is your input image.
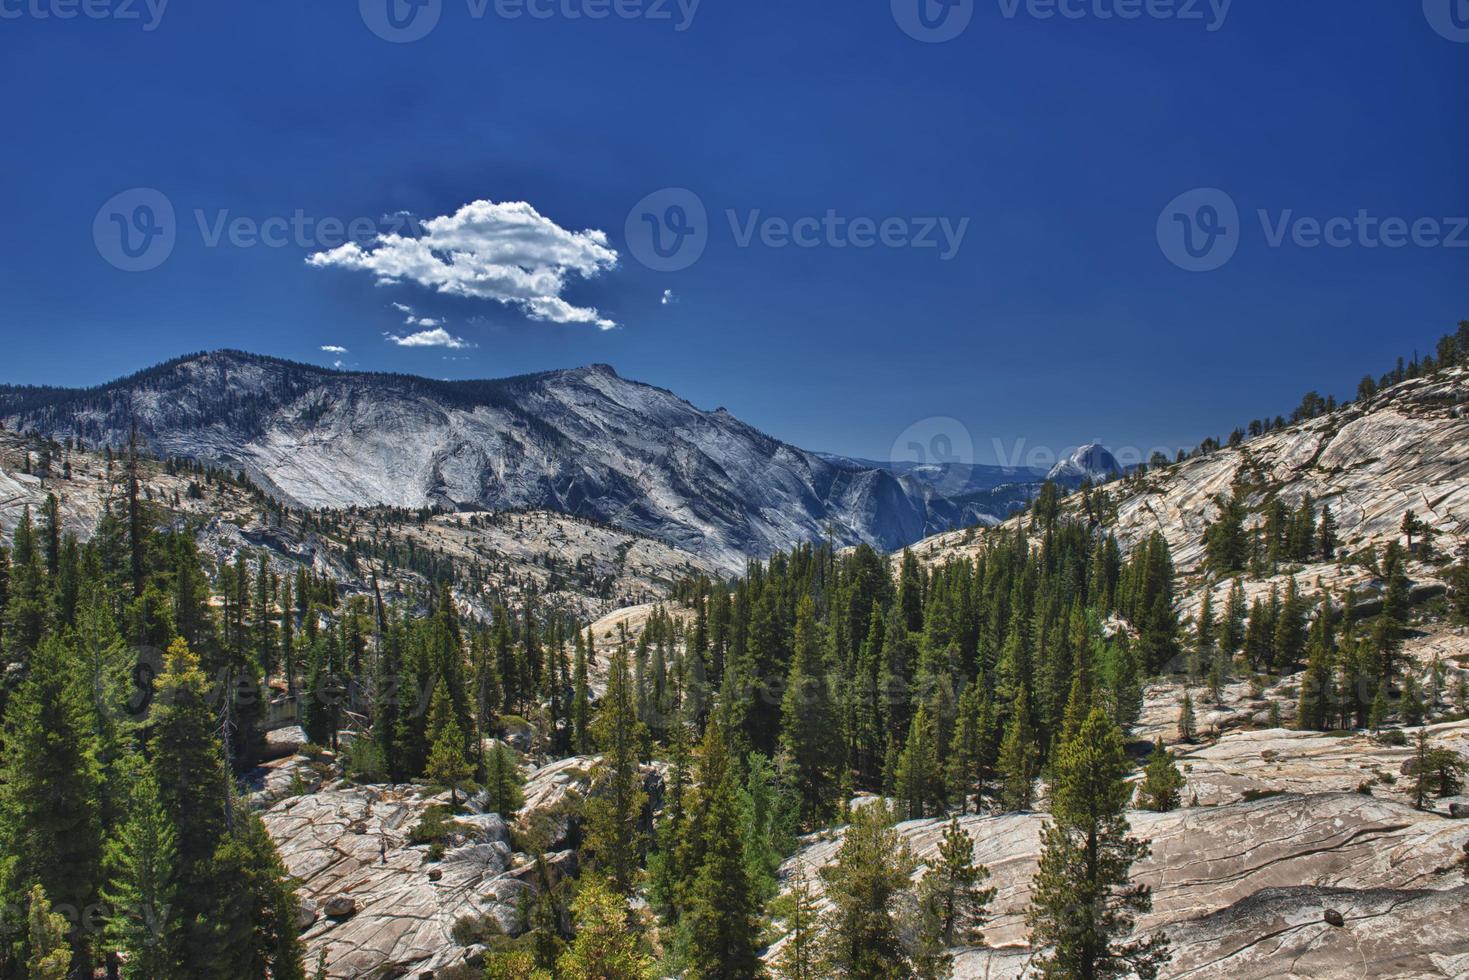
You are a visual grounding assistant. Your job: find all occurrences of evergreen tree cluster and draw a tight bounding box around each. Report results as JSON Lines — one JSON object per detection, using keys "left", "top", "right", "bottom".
{"left": 0, "top": 468, "right": 305, "bottom": 977}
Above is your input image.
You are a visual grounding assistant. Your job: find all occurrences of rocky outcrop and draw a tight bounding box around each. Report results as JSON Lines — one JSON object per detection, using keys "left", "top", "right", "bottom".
{"left": 776, "top": 790, "right": 1469, "bottom": 977}
{"left": 908, "top": 369, "right": 1469, "bottom": 628}
{"left": 1168, "top": 721, "right": 1469, "bottom": 808}
{"left": 261, "top": 754, "right": 666, "bottom": 978}
{"left": 263, "top": 785, "right": 536, "bottom": 978}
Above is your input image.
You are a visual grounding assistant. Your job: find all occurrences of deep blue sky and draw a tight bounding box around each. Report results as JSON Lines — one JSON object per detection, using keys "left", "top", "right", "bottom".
{"left": 1, "top": 1, "right": 1465, "bottom": 466}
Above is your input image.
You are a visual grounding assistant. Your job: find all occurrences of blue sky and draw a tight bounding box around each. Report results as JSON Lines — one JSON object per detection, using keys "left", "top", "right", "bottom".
{"left": 0, "top": 1, "right": 1465, "bottom": 466}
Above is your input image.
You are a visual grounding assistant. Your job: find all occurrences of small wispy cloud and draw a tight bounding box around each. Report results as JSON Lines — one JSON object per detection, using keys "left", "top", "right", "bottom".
{"left": 320, "top": 344, "right": 349, "bottom": 354}
{"left": 385, "top": 328, "right": 474, "bottom": 350}
{"left": 661, "top": 289, "right": 676, "bottom": 306}
{"left": 389, "top": 302, "right": 446, "bottom": 329}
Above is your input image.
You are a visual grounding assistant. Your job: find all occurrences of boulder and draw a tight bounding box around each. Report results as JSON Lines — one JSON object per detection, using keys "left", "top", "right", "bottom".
{"left": 295, "top": 896, "right": 319, "bottom": 931}
{"left": 323, "top": 895, "right": 356, "bottom": 919}
{"left": 500, "top": 718, "right": 536, "bottom": 753}
{"left": 260, "top": 725, "right": 307, "bottom": 762}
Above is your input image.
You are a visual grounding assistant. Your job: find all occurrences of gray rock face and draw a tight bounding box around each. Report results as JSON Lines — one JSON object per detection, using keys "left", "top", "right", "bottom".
{"left": 776, "top": 790, "right": 1469, "bottom": 978}
{"left": 261, "top": 757, "right": 661, "bottom": 978}
{"left": 908, "top": 369, "right": 1469, "bottom": 624}
{"left": 1166, "top": 720, "right": 1469, "bottom": 808}
{"left": 262, "top": 785, "right": 535, "bottom": 978}
{"left": 0, "top": 350, "right": 994, "bottom": 569}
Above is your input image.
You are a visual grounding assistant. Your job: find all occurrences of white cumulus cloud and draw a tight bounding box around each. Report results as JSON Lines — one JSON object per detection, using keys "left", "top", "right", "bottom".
{"left": 309, "top": 200, "right": 619, "bottom": 330}
{"left": 320, "top": 344, "right": 349, "bottom": 354}
{"left": 385, "top": 328, "right": 474, "bottom": 350}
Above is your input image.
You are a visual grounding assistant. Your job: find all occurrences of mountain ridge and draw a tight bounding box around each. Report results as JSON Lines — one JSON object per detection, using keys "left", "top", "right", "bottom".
{"left": 0, "top": 349, "right": 1012, "bottom": 570}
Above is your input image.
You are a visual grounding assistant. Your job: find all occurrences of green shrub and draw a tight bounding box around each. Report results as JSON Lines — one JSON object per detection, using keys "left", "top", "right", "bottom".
{"left": 346, "top": 738, "right": 388, "bottom": 783}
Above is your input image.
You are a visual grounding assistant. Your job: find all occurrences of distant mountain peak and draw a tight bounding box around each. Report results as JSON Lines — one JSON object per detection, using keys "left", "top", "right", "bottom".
{"left": 1047, "top": 443, "right": 1122, "bottom": 483}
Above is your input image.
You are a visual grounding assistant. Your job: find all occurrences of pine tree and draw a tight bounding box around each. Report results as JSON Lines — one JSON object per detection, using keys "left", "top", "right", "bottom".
{"left": 772, "top": 858, "right": 820, "bottom": 980}
{"left": 1297, "top": 598, "right": 1335, "bottom": 732}
{"left": 1411, "top": 730, "right": 1433, "bottom": 810}
{"left": 1406, "top": 730, "right": 1467, "bottom": 806}
{"left": 945, "top": 683, "right": 983, "bottom": 814}
{"left": 0, "top": 634, "right": 104, "bottom": 973}
{"left": 3, "top": 507, "right": 47, "bottom": 663}
{"left": 918, "top": 817, "right": 996, "bottom": 947}
{"left": 1219, "top": 578, "right": 1246, "bottom": 656}
{"left": 1191, "top": 591, "right": 1214, "bottom": 680}
{"left": 680, "top": 769, "right": 761, "bottom": 979}
{"left": 426, "top": 715, "right": 474, "bottom": 807}
{"left": 779, "top": 596, "right": 841, "bottom": 826}
{"left": 1318, "top": 505, "right": 1338, "bottom": 560}
{"left": 206, "top": 811, "right": 307, "bottom": 980}
{"left": 997, "top": 686, "right": 1039, "bottom": 811}
{"left": 1271, "top": 579, "right": 1307, "bottom": 673}
{"left": 102, "top": 769, "right": 180, "bottom": 979}
{"left": 1203, "top": 494, "right": 1248, "bottom": 574}
{"left": 586, "top": 643, "right": 649, "bottom": 895}
{"left": 484, "top": 741, "right": 524, "bottom": 816}
{"left": 896, "top": 701, "right": 942, "bottom": 820}
{"left": 1026, "top": 707, "right": 1170, "bottom": 980}
{"left": 1177, "top": 691, "right": 1196, "bottom": 743}
{"left": 736, "top": 752, "right": 798, "bottom": 908}
{"left": 146, "top": 639, "right": 236, "bottom": 975}
{"left": 1369, "top": 682, "right": 1390, "bottom": 731}
{"left": 25, "top": 885, "right": 72, "bottom": 980}
{"left": 818, "top": 801, "right": 917, "bottom": 978}
{"left": 571, "top": 628, "right": 592, "bottom": 754}
{"left": 1137, "top": 739, "right": 1184, "bottom": 813}
{"left": 1401, "top": 675, "right": 1426, "bottom": 727}
{"left": 555, "top": 875, "right": 653, "bottom": 980}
